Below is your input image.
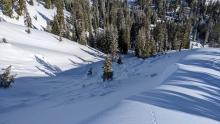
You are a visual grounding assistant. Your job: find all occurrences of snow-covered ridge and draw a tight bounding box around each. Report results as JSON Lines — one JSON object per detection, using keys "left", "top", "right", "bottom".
{"left": 84, "top": 48, "right": 220, "bottom": 124}
{"left": 0, "top": 22, "right": 103, "bottom": 77}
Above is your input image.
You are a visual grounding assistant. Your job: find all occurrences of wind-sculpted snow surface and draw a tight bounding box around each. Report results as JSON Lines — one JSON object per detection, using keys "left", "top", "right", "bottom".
{"left": 0, "top": 22, "right": 220, "bottom": 124}
{"left": 86, "top": 49, "right": 220, "bottom": 124}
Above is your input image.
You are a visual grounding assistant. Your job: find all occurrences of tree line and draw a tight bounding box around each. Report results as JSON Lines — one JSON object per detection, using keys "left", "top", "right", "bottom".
{"left": 1, "top": 0, "right": 220, "bottom": 56}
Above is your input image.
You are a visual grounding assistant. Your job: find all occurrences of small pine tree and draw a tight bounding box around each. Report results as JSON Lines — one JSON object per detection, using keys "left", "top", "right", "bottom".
{"left": 24, "top": 8, "right": 32, "bottom": 34}
{"left": 0, "top": 66, "right": 15, "bottom": 88}
{"left": 103, "top": 56, "right": 113, "bottom": 82}
{"left": 29, "top": 0, "right": 34, "bottom": 6}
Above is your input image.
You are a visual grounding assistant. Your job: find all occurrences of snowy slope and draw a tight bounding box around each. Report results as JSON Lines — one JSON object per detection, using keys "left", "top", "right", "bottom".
{"left": 0, "top": 0, "right": 69, "bottom": 30}
{"left": 0, "top": 22, "right": 103, "bottom": 77}
{"left": 85, "top": 48, "right": 220, "bottom": 124}
{"left": 0, "top": 1, "right": 220, "bottom": 124}
{"left": 0, "top": 45, "right": 220, "bottom": 124}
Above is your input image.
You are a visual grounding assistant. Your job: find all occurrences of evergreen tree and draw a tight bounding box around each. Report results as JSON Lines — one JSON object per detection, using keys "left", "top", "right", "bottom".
{"left": 182, "top": 20, "right": 192, "bottom": 49}
{"left": 79, "top": 32, "right": 87, "bottom": 45}
{"left": 51, "top": 16, "right": 61, "bottom": 35}
{"left": 0, "top": 66, "right": 15, "bottom": 88}
{"left": 103, "top": 56, "right": 113, "bottom": 82}
{"left": 17, "top": 0, "right": 26, "bottom": 16}
{"left": 50, "top": 0, "right": 65, "bottom": 41}
{"left": 118, "top": 27, "right": 130, "bottom": 54}
{"left": 151, "top": 11, "right": 157, "bottom": 24}
{"left": 29, "top": 0, "right": 34, "bottom": 6}
{"left": 153, "top": 23, "right": 166, "bottom": 52}
{"left": 55, "top": 0, "right": 65, "bottom": 37}
{"left": 2, "top": 0, "right": 13, "bottom": 17}
{"left": 157, "top": 0, "right": 165, "bottom": 18}
{"left": 204, "top": 18, "right": 214, "bottom": 46}
{"left": 45, "top": 0, "right": 51, "bottom": 9}
{"left": 136, "top": 27, "right": 150, "bottom": 58}
{"left": 24, "top": 7, "right": 32, "bottom": 34}
{"left": 138, "top": 0, "right": 150, "bottom": 9}
{"left": 176, "top": 24, "right": 185, "bottom": 51}
{"left": 88, "top": 31, "right": 96, "bottom": 48}
{"left": 209, "top": 21, "right": 220, "bottom": 47}
{"left": 96, "top": 24, "right": 119, "bottom": 56}
{"left": 71, "top": 0, "right": 91, "bottom": 45}
{"left": 167, "top": 21, "right": 177, "bottom": 50}
{"left": 110, "top": 25, "right": 119, "bottom": 60}
{"left": 117, "top": 8, "right": 131, "bottom": 54}
{"left": 91, "top": 1, "right": 100, "bottom": 34}
{"left": 150, "top": 37, "right": 157, "bottom": 56}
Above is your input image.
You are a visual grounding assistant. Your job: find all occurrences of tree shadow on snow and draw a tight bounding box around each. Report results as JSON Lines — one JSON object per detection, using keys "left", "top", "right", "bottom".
{"left": 0, "top": 60, "right": 104, "bottom": 114}
{"left": 128, "top": 59, "right": 220, "bottom": 121}
{"left": 80, "top": 48, "right": 104, "bottom": 58}
{"left": 35, "top": 56, "right": 62, "bottom": 76}
{"left": 37, "top": 11, "right": 51, "bottom": 22}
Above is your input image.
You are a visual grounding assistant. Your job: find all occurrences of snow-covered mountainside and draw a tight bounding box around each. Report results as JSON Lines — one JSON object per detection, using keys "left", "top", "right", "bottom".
{"left": 0, "top": 26, "right": 220, "bottom": 124}
{"left": 0, "top": 1, "right": 220, "bottom": 124}
{"left": 0, "top": 22, "right": 103, "bottom": 77}
{"left": 0, "top": 0, "right": 69, "bottom": 30}
{"left": 86, "top": 49, "right": 220, "bottom": 124}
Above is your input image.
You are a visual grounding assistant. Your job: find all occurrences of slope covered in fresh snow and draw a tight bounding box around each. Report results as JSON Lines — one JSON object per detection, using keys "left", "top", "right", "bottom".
{"left": 0, "top": 31, "right": 220, "bottom": 124}
{"left": 0, "top": 0, "right": 220, "bottom": 124}
{"left": 0, "top": 0, "right": 69, "bottom": 30}
{"left": 86, "top": 49, "right": 220, "bottom": 124}
{"left": 0, "top": 22, "right": 103, "bottom": 77}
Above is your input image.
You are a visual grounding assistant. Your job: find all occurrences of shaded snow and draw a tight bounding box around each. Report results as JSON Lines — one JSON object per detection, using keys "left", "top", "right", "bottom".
{"left": 86, "top": 48, "right": 220, "bottom": 124}
{"left": 1, "top": 34, "right": 220, "bottom": 124}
